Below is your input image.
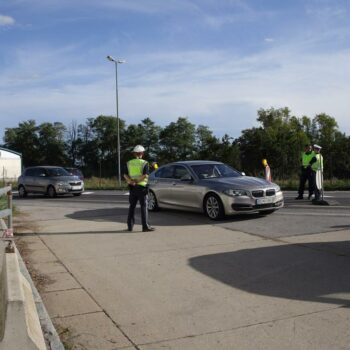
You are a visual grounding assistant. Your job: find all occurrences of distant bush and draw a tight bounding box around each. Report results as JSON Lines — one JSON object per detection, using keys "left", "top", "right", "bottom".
{"left": 276, "top": 178, "right": 350, "bottom": 191}
{"left": 84, "top": 177, "right": 128, "bottom": 190}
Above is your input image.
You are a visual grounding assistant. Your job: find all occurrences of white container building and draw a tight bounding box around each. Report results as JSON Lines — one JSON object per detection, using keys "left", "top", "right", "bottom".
{"left": 0, "top": 147, "right": 22, "bottom": 182}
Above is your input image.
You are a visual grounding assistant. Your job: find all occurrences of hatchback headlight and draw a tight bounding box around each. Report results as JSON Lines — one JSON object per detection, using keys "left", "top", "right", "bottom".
{"left": 57, "top": 182, "right": 69, "bottom": 188}
{"left": 223, "top": 189, "right": 250, "bottom": 197}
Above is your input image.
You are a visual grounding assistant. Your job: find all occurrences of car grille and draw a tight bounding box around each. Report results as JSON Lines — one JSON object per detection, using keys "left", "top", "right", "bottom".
{"left": 252, "top": 189, "right": 276, "bottom": 198}
{"left": 252, "top": 190, "right": 264, "bottom": 198}
{"left": 266, "top": 189, "right": 276, "bottom": 196}
{"left": 69, "top": 181, "right": 81, "bottom": 186}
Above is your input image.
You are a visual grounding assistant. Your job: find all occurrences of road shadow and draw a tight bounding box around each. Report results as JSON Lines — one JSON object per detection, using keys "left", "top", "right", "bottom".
{"left": 65, "top": 207, "right": 269, "bottom": 227}
{"left": 15, "top": 230, "right": 131, "bottom": 236}
{"left": 330, "top": 225, "right": 350, "bottom": 229}
{"left": 189, "top": 241, "right": 350, "bottom": 305}
{"left": 14, "top": 194, "right": 79, "bottom": 200}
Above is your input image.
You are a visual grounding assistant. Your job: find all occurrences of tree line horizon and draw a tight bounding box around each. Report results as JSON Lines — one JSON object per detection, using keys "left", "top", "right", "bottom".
{"left": 3, "top": 107, "right": 350, "bottom": 180}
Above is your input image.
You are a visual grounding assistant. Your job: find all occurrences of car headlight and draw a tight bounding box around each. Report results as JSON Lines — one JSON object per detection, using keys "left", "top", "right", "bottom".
{"left": 275, "top": 185, "right": 281, "bottom": 192}
{"left": 57, "top": 182, "right": 69, "bottom": 188}
{"left": 223, "top": 189, "right": 250, "bottom": 197}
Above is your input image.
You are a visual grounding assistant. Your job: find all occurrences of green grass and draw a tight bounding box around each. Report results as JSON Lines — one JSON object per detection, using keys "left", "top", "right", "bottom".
{"left": 0, "top": 196, "right": 7, "bottom": 211}
{"left": 322, "top": 179, "right": 350, "bottom": 191}
{"left": 276, "top": 178, "right": 350, "bottom": 191}
{"left": 84, "top": 176, "right": 128, "bottom": 190}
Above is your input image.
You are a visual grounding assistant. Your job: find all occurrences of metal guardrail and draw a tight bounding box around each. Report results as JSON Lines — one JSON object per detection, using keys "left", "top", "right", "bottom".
{"left": 0, "top": 185, "right": 14, "bottom": 252}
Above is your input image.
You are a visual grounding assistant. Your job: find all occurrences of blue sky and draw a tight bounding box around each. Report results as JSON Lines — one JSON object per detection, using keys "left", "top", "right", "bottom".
{"left": 1, "top": 0, "right": 350, "bottom": 141}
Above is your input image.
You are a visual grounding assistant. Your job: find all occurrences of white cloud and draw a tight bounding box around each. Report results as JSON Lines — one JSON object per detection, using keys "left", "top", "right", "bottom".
{"left": 1, "top": 48, "right": 350, "bottom": 139}
{"left": 0, "top": 15, "right": 15, "bottom": 26}
{"left": 306, "top": 3, "right": 347, "bottom": 19}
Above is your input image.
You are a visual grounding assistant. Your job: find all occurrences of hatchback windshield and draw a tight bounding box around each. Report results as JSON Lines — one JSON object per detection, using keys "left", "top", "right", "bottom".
{"left": 191, "top": 164, "right": 241, "bottom": 179}
{"left": 47, "top": 167, "right": 70, "bottom": 177}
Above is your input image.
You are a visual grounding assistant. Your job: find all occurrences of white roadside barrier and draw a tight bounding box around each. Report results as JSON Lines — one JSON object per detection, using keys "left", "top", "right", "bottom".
{"left": 0, "top": 251, "right": 46, "bottom": 350}
{"left": 0, "top": 184, "right": 63, "bottom": 349}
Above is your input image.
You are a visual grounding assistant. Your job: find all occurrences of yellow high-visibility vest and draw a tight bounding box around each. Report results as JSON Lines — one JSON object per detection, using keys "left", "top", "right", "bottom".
{"left": 311, "top": 154, "right": 323, "bottom": 172}
{"left": 127, "top": 158, "right": 148, "bottom": 187}
{"left": 302, "top": 151, "right": 315, "bottom": 168}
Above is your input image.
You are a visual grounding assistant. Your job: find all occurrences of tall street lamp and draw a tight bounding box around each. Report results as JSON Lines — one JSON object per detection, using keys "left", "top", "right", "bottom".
{"left": 107, "top": 55, "right": 126, "bottom": 187}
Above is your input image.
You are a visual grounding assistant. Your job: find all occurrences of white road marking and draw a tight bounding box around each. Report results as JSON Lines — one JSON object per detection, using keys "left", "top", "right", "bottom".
{"left": 284, "top": 195, "right": 334, "bottom": 198}
{"left": 280, "top": 211, "right": 350, "bottom": 217}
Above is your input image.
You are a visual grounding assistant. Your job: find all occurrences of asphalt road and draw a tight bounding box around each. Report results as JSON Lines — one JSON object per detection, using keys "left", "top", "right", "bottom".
{"left": 14, "top": 190, "right": 350, "bottom": 238}
{"left": 12, "top": 189, "right": 350, "bottom": 349}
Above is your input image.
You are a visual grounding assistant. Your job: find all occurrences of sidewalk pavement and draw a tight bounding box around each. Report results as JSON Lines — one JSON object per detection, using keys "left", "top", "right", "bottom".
{"left": 14, "top": 203, "right": 350, "bottom": 350}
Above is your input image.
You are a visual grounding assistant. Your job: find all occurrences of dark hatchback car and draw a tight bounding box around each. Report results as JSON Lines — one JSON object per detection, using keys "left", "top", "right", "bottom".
{"left": 18, "top": 166, "right": 84, "bottom": 198}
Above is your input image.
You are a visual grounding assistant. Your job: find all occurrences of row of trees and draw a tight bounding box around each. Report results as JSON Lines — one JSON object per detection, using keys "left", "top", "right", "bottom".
{"left": 3, "top": 107, "right": 350, "bottom": 179}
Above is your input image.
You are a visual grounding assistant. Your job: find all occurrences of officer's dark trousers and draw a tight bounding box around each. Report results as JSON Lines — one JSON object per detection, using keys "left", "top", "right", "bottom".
{"left": 298, "top": 167, "right": 313, "bottom": 197}
{"left": 127, "top": 185, "right": 150, "bottom": 230}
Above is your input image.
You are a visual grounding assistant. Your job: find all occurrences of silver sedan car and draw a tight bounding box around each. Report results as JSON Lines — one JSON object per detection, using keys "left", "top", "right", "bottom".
{"left": 148, "top": 161, "right": 283, "bottom": 220}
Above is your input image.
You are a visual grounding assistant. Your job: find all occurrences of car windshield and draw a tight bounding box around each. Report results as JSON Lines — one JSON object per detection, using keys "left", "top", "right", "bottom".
{"left": 66, "top": 168, "right": 82, "bottom": 176}
{"left": 191, "top": 163, "right": 241, "bottom": 179}
{"left": 47, "top": 168, "right": 70, "bottom": 177}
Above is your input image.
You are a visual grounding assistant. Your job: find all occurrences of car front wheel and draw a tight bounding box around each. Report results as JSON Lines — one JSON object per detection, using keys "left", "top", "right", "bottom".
{"left": 47, "top": 185, "right": 57, "bottom": 198}
{"left": 204, "top": 194, "right": 225, "bottom": 220}
{"left": 18, "top": 185, "right": 27, "bottom": 198}
{"left": 148, "top": 190, "right": 159, "bottom": 211}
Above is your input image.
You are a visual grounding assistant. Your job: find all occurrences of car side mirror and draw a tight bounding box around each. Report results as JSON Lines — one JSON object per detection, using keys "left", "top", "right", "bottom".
{"left": 180, "top": 174, "right": 193, "bottom": 182}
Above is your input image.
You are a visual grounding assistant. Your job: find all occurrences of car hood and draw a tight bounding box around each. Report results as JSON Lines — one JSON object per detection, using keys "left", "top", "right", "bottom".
{"left": 52, "top": 176, "right": 82, "bottom": 182}
{"left": 202, "top": 176, "right": 277, "bottom": 189}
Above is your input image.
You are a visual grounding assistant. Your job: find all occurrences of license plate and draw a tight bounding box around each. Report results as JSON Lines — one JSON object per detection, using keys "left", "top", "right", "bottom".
{"left": 72, "top": 186, "right": 81, "bottom": 190}
{"left": 256, "top": 197, "right": 274, "bottom": 205}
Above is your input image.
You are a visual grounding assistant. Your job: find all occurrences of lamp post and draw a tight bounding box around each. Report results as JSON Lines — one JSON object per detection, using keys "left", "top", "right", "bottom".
{"left": 107, "top": 55, "right": 125, "bottom": 187}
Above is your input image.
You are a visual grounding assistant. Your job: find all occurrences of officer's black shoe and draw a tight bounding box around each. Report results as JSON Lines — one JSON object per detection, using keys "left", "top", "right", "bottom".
{"left": 142, "top": 227, "right": 155, "bottom": 232}
{"left": 127, "top": 225, "right": 133, "bottom": 232}
{"left": 295, "top": 196, "right": 303, "bottom": 200}
{"left": 308, "top": 194, "right": 313, "bottom": 200}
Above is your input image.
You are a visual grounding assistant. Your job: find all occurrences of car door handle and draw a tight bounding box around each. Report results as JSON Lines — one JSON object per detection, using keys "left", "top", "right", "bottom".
{"left": 172, "top": 182, "right": 177, "bottom": 186}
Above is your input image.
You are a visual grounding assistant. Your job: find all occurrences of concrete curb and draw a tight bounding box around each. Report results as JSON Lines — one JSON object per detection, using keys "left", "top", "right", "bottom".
{"left": 0, "top": 250, "right": 46, "bottom": 350}
{"left": 16, "top": 248, "right": 65, "bottom": 350}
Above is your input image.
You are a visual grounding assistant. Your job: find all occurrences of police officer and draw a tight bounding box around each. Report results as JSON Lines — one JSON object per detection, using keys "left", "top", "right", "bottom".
{"left": 310, "top": 144, "right": 323, "bottom": 202}
{"left": 123, "top": 145, "right": 155, "bottom": 232}
{"left": 295, "top": 144, "right": 315, "bottom": 200}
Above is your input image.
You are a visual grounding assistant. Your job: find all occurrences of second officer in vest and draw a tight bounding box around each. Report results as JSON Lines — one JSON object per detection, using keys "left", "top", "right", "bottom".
{"left": 309, "top": 144, "right": 324, "bottom": 202}
{"left": 123, "top": 145, "right": 155, "bottom": 232}
{"left": 295, "top": 144, "right": 315, "bottom": 200}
